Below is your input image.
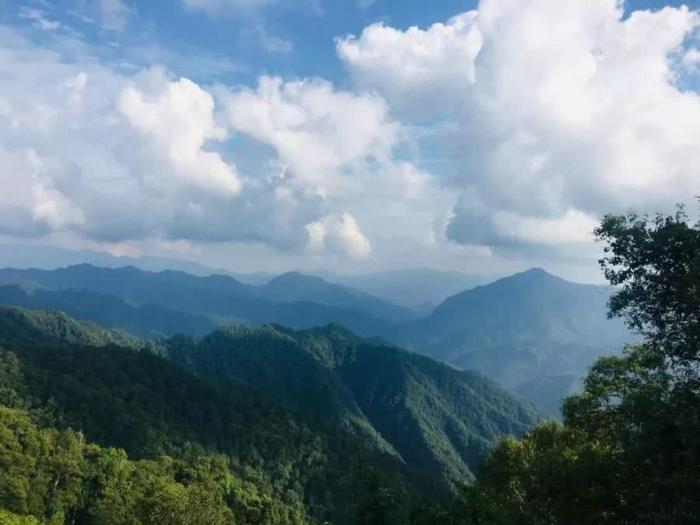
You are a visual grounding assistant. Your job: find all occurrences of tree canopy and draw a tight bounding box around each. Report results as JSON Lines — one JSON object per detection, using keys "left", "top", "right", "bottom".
{"left": 448, "top": 208, "right": 700, "bottom": 524}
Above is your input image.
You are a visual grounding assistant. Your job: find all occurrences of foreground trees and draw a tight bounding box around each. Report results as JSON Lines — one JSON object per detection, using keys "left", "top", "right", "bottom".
{"left": 459, "top": 209, "right": 700, "bottom": 524}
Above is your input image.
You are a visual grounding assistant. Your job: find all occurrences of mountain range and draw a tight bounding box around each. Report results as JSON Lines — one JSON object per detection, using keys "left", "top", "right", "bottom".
{"left": 0, "top": 243, "right": 489, "bottom": 307}
{"left": 0, "top": 305, "right": 541, "bottom": 522}
{"left": 0, "top": 263, "right": 631, "bottom": 413}
{"left": 398, "top": 268, "right": 630, "bottom": 412}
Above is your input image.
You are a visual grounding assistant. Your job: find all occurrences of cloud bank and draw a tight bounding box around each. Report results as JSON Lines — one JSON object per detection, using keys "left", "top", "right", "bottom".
{"left": 339, "top": 0, "right": 700, "bottom": 254}
{"left": 2, "top": 0, "right": 700, "bottom": 270}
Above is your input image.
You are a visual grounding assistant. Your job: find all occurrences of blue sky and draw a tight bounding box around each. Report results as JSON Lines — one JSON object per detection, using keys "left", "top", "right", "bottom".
{"left": 0, "top": 0, "right": 699, "bottom": 281}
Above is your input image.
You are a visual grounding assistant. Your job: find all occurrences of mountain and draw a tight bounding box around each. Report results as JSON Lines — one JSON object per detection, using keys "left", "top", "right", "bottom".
{"left": 0, "top": 307, "right": 408, "bottom": 523}
{"left": 256, "top": 271, "right": 418, "bottom": 322}
{"left": 0, "top": 304, "right": 143, "bottom": 348}
{"left": 162, "top": 323, "right": 542, "bottom": 495}
{"left": 0, "top": 264, "right": 400, "bottom": 336}
{"left": 0, "top": 263, "right": 631, "bottom": 415}
{"left": 400, "top": 268, "right": 631, "bottom": 413}
{"left": 0, "top": 285, "right": 217, "bottom": 338}
{"left": 317, "top": 268, "right": 495, "bottom": 309}
{"left": 0, "top": 306, "right": 542, "bottom": 514}
{"left": 0, "top": 242, "right": 229, "bottom": 276}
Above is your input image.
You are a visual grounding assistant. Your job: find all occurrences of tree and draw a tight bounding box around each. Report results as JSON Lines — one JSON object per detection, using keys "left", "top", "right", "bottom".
{"left": 595, "top": 207, "right": 700, "bottom": 365}
{"left": 461, "top": 208, "right": 700, "bottom": 524}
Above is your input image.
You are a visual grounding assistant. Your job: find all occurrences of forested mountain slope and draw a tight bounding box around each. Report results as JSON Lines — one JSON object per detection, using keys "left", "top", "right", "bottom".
{"left": 0, "top": 307, "right": 407, "bottom": 524}
{"left": 0, "top": 285, "right": 217, "bottom": 338}
{"left": 163, "top": 323, "right": 542, "bottom": 494}
{"left": 0, "top": 264, "right": 632, "bottom": 415}
{"left": 0, "top": 306, "right": 541, "bottom": 523}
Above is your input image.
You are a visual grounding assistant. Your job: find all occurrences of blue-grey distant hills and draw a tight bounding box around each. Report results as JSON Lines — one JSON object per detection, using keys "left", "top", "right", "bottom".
{"left": 397, "top": 268, "right": 631, "bottom": 413}
{"left": 0, "top": 243, "right": 489, "bottom": 307}
{"left": 316, "top": 268, "right": 494, "bottom": 310}
{"left": 0, "top": 264, "right": 405, "bottom": 338}
{"left": 0, "top": 263, "right": 631, "bottom": 413}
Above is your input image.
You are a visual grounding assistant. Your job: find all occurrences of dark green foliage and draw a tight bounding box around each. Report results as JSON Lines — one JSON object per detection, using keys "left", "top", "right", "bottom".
{"left": 0, "top": 305, "right": 142, "bottom": 348}
{"left": 163, "top": 323, "right": 543, "bottom": 496}
{"left": 0, "top": 305, "right": 543, "bottom": 523}
{"left": 458, "top": 209, "right": 700, "bottom": 524}
{"left": 0, "top": 339, "right": 376, "bottom": 522}
{"left": 0, "top": 405, "right": 292, "bottom": 524}
{"left": 595, "top": 208, "right": 700, "bottom": 364}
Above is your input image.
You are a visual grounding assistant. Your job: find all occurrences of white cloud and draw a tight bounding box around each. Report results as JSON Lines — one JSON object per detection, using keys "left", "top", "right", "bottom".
{"left": 340, "top": 0, "right": 700, "bottom": 254}
{"left": 337, "top": 12, "right": 482, "bottom": 118}
{"left": 306, "top": 213, "right": 371, "bottom": 259}
{"left": 253, "top": 24, "right": 294, "bottom": 54}
{"left": 221, "top": 75, "right": 400, "bottom": 196}
{"left": 117, "top": 68, "right": 242, "bottom": 195}
{"left": 18, "top": 8, "right": 61, "bottom": 31}
{"left": 0, "top": 148, "right": 85, "bottom": 235}
{"left": 683, "top": 48, "right": 700, "bottom": 69}
{"left": 0, "top": 27, "right": 322, "bottom": 250}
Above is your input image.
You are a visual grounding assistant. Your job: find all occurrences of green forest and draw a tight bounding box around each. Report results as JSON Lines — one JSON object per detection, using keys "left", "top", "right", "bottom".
{"left": 0, "top": 210, "right": 698, "bottom": 524}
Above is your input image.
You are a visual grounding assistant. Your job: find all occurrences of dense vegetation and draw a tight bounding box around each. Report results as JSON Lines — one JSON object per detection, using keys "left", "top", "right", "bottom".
{"left": 0, "top": 405, "right": 287, "bottom": 524}
{"left": 163, "top": 324, "right": 541, "bottom": 495}
{"left": 442, "top": 209, "right": 700, "bottom": 524}
{"left": 0, "top": 312, "right": 390, "bottom": 523}
{"left": 0, "top": 305, "right": 540, "bottom": 523}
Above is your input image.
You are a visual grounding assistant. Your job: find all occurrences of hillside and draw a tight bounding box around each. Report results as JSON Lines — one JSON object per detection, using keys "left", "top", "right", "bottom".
{"left": 0, "top": 304, "right": 143, "bottom": 348}
{"left": 163, "top": 323, "right": 543, "bottom": 494}
{"left": 400, "top": 268, "right": 631, "bottom": 413}
{"left": 0, "top": 307, "right": 412, "bottom": 524}
{"left": 0, "top": 285, "right": 217, "bottom": 338}
{"left": 0, "top": 307, "right": 542, "bottom": 511}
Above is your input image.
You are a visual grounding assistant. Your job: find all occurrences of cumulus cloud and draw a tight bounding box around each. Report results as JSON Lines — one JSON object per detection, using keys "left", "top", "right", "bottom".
{"left": 0, "top": 148, "right": 85, "bottom": 236}
{"left": 0, "top": 27, "right": 323, "bottom": 251}
{"left": 306, "top": 213, "right": 371, "bottom": 259}
{"left": 220, "top": 75, "right": 400, "bottom": 196}
{"left": 117, "top": 68, "right": 242, "bottom": 196}
{"left": 337, "top": 12, "right": 481, "bottom": 118}
{"left": 339, "top": 0, "right": 700, "bottom": 254}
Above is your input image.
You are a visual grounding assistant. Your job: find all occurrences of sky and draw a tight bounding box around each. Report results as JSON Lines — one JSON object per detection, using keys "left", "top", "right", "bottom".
{"left": 0, "top": 0, "right": 699, "bottom": 282}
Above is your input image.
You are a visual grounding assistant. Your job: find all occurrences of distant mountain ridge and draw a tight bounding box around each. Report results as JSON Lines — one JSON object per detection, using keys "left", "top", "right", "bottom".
{"left": 256, "top": 271, "right": 418, "bottom": 322}
{"left": 0, "top": 264, "right": 406, "bottom": 336}
{"left": 317, "top": 268, "right": 494, "bottom": 309}
{"left": 0, "top": 263, "right": 632, "bottom": 414}
{"left": 399, "top": 268, "right": 631, "bottom": 413}
{"left": 0, "top": 285, "right": 217, "bottom": 338}
{"left": 0, "top": 243, "right": 493, "bottom": 307}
